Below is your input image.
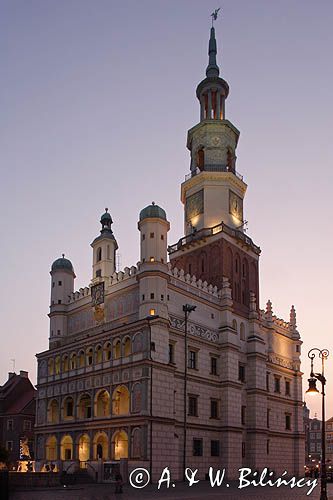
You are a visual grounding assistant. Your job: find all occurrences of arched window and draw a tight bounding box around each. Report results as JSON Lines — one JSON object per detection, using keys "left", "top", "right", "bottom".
{"left": 63, "top": 396, "right": 74, "bottom": 420}
{"left": 197, "top": 148, "right": 204, "bottom": 170}
{"left": 86, "top": 347, "right": 93, "bottom": 366}
{"left": 48, "top": 399, "right": 59, "bottom": 424}
{"left": 45, "top": 436, "right": 57, "bottom": 461}
{"left": 60, "top": 435, "right": 73, "bottom": 461}
{"left": 97, "top": 247, "right": 102, "bottom": 262}
{"left": 78, "top": 434, "right": 90, "bottom": 462}
{"left": 95, "top": 345, "right": 103, "bottom": 364}
{"left": 62, "top": 355, "right": 69, "bottom": 373}
{"left": 113, "top": 430, "right": 128, "bottom": 460}
{"left": 124, "top": 338, "right": 131, "bottom": 357}
{"left": 55, "top": 356, "right": 60, "bottom": 375}
{"left": 78, "top": 350, "right": 85, "bottom": 368}
{"left": 78, "top": 394, "right": 92, "bottom": 419}
{"left": 113, "top": 340, "right": 121, "bottom": 360}
{"left": 48, "top": 359, "right": 54, "bottom": 376}
{"left": 93, "top": 432, "right": 108, "bottom": 460}
{"left": 112, "top": 386, "right": 130, "bottom": 416}
{"left": 232, "top": 319, "right": 238, "bottom": 333}
{"left": 95, "top": 389, "right": 111, "bottom": 417}
{"left": 104, "top": 342, "right": 111, "bottom": 361}
{"left": 70, "top": 353, "right": 76, "bottom": 370}
{"left": 240, "top": 323, "right": 246, "bottom": 341}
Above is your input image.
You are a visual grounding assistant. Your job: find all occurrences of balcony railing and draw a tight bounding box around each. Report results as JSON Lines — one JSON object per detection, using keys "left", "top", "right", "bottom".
{"left": 184, "top": 165, "right": 243, "bottom": 182}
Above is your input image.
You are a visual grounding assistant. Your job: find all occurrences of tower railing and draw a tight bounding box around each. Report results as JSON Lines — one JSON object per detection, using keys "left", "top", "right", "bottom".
{"left": 184, "top": 165, "right": 243, "bottom": 182}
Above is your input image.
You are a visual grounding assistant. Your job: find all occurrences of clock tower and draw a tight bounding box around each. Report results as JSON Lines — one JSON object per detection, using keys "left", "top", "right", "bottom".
{"left": 169, "top": 23, "right": 260, "bottom": 316}
{"left": 183, "top": 25, "right": 246, "bottom": 235}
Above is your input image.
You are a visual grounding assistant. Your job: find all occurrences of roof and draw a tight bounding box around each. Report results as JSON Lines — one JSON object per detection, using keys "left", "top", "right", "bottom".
{"left": 139, "top": 203, "right": 167, "bottom": 222}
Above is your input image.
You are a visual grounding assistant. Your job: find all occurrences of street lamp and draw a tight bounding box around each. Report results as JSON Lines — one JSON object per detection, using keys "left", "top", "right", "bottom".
{"left": 146, "top": 313, "right": 159, "bottom": 483}
{"left": 182, "top": 304, "right": 196, "bottom": 482}
{"left": 306, "top": 348, "right": 329, "bottom": 500}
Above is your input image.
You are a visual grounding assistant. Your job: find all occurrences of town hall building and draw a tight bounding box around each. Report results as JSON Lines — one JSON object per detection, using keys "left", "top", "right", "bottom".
{"left": 34, "top": 23, "right": 304, "bottom": 481}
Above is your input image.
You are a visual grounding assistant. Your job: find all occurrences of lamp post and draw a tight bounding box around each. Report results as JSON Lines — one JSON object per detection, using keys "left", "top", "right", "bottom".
{"left": 146, "top": 314, "right": 159, "bottom": 483}
{"left": 306, "top": 348, "right": 329, "bottom": 500}
{"left": 182, "top": 303, "right": 196, "bottom": 482}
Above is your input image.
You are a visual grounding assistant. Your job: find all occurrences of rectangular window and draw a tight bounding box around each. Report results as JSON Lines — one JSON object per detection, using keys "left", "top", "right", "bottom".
{"left": 161, "top": 234, "right": 164, "bottom": 240}
{"left": 274, "top": 376, "right": 281, "bottom": 393}
{"left": 58, "top": 299, "right": 62, "bottom": 304}
{"left": 242, "top": 442, "right": 245, "bottom": 458}
{"left": 241, "top": 405, "right": 246, "bottom": 425}
{"left": 65, "top": 449, "right": 72, "bottom": 460}
{"left": 6, "top": 441, "right": 13, "bottom": 452}
{"left": 266, "top": 372, "right": 270, "bottom": 391}
{"left": 238, "top": 363, "right": 245, "bottom": 382}
{"left": 58, "top": 281, "right": 62, "bottom": 286}
{"left": 285, "top": 380, "right": 291, "bottom": 396}
{"left": 168, "top": 343, "right": 175, "bottom": 364}
{"left": 23, "top": 420, "right": 32, "bottom": 431}
{"left": 210, "top": 357, "right": 217, "bottom": 375}
{"left": 142, "top": 234, "right": 145, "bottom": 240}
{"left": 188, "top": 350, "right": 197, "bottom": 370}
{"left": 193, "top": 438, "right": 203, "bottom": 456}
{"left": 211, "top": 440, "right": 220, "bottom": 457}
{"left": 267, "top": 439, "right": 270, "bottom": 455}
{"left": 188, "top": 395, "right": 198, "bottom": 417}
{"left": 210, "top": 400, "right": 218, "bottom": 419}
{"left": 96, "top": 269, "right": 101, "bottom": 277}
{"left": 267, "top": 409, "right": 270, "bottom": 428}
{"left": 150, "top": 293, "right": 155, "bottom": 299}
{"left": 150, "top": 232, "right": 154, "bottom": 238}
{"left": 7, "top": 419, "right": 13, "bottom": 431}
{"left": 161, "top": 294, "right": 164, "bottom": 301}
{"left": 296, "top": 345, "right": 300, "bottom": 353}
{"left": 285, "top": 414, "right": 291, "bottom": 430}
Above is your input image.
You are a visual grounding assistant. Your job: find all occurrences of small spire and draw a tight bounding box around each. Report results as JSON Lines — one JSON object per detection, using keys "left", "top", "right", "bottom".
{"left": 105, "top": 207, "right": 108, "bottom": 212}
{"left": 290, "top": 305, "right": 297, "bottom": 327}
{"left": 265, "top": 299, "right": 273, "bottom": 321}
{"left": 152, "top": 201, "right": 155, "bottom": 206}
{"left": 62, "top": 253, "right": 65, "bottom": 258}
{"left": 206, "top": 26, "right": 220, "bottom": 77}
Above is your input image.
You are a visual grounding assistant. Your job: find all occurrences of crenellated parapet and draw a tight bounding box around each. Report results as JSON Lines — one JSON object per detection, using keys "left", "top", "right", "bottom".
{"left": 167, "top": 264, "right": 220, "bottom": 300}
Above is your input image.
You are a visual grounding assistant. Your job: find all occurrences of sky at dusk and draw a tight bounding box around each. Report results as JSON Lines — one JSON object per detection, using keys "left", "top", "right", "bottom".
{"left": 1, "top": 0, "right": 333, "bottom": 418}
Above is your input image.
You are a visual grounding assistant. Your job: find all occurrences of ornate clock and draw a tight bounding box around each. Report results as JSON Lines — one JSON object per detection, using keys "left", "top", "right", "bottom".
{"left": 185, "top": 189, "right": 204, "bottom": 222}
{"left": 91, "top": 282, "right": 105, "bottom": 306}
{"left": 229, "top": 190, "right": 243, "bottom": 222}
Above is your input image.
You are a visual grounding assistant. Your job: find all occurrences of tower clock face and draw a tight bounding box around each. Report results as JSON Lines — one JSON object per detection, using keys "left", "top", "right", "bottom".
{"left": 229, "top": 190, "right": 243, "bottom": 222}
{"left": 185, "top": 189, "right": 204, "bottom": 222}
{"left": 91, "top": 282, "right": 105, "bottom": 306}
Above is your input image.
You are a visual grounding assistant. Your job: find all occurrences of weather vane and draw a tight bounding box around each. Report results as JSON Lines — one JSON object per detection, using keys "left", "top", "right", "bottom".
{"left": 211, "top": 8, "right": 221, "bottom": 27}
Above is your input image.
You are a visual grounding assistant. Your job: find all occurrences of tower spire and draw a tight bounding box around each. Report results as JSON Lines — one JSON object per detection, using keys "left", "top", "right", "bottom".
{"left": 206, "top": 26, "right": 219, "bottom": 78}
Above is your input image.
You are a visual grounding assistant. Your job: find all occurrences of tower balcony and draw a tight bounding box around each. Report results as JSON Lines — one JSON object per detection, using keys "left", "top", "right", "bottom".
{"left": 185, "top": 165, "right": 243, "bottom": 182}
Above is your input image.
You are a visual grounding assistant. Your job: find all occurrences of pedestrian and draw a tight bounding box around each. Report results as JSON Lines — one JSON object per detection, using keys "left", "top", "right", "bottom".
{"left": 115, "top": 472, "right": 123, "bottom": 494}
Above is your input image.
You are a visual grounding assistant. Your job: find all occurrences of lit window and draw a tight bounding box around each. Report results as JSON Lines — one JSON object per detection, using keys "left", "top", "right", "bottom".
{"left": 150, "top": 257, "right": 155, "bottom": 262}
{"left": 149, "top": 308, "right": 155, "bottom": 316}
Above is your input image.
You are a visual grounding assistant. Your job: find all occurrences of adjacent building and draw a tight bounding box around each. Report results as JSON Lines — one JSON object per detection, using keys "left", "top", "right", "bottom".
{"left": 34, "top": 23, "right": 304, "bottom": 480}
{"left": 0, "top": 371, "right": 36, "bottom": 466}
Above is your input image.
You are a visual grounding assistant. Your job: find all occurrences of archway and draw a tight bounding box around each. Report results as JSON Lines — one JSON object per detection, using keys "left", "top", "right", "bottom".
{"left": 60, "top": 435, "right": 73, "bottom": 460}
{"left": 112, "top": 386, "right": 130, "bottom": 415}
{"left": 93, "top": 432, "right": 108, "bottom": 460}
{"left": 95, "top": 389, "right": 110, "bottom": 417}
{"left": 124, "top": 338, "right": 131, "bottom": 357}
{"left": 78, "top": 434, "right": 90, "bottom": 462}
{"left": 45, "top": 436, "right": 57, "bottom": 461}
{"left": 113, "top": 430, "right": 128, "bottom": 460}
{"left": 78, "top": 394, "right": 92, "bottom": 419}
{"left": 47, "top": 399, "right": 59, "bottom": 424}
{"left": 63, "top": 396, "right": 74, "bottom": 420}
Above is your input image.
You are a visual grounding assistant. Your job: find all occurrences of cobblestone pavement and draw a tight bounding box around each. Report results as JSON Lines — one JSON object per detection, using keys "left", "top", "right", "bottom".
{"left": 9, "top": 481, "right": 333, "bottom": 500}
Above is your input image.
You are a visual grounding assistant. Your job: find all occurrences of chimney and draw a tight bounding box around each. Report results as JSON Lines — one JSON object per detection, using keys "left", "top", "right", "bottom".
{"left": 19, "top": 370, "right": 28, "bottom": 378}
{"left": 8, "top": 372, "right": 15, "bottom": 379}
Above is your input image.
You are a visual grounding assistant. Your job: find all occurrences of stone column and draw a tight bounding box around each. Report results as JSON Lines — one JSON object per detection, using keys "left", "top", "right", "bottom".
{"left": 200, "top": 95, "right": 205, "bottom": 121}
{"left": 207, "top": 90, "right": 212, "bottom": 119}
{"left": 216, "top": 91, "right": 221, "bottom": 120}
